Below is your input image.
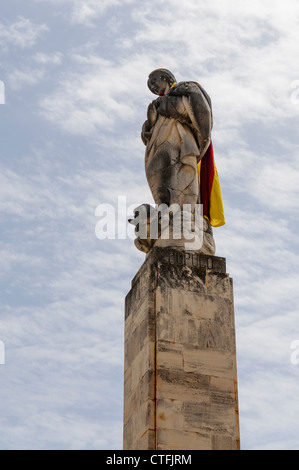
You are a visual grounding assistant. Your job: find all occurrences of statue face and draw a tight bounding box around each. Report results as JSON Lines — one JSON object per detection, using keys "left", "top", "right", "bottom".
{"left": 148, "top": 72, "right": 169, "bottom": 95}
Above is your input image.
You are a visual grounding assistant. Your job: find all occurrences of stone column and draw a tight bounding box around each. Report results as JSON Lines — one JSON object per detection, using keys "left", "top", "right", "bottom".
{"left": 123, "top": 247, "right": 240, "bottom": 450}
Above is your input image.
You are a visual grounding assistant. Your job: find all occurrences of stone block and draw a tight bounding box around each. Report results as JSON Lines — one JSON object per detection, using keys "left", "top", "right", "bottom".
{"left": 123, "top": 247, "right": 240, "bottom": 450}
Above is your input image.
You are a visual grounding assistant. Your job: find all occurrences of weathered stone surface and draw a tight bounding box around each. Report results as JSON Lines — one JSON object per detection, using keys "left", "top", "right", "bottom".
{"left": 130, "top": 69, "right": 225, "bottom": 255}
{"left": 123, "top": 247, "right": 240, "bottom": 450}
{"left": 157, "top": 429, "right": 211, "bottom": 451}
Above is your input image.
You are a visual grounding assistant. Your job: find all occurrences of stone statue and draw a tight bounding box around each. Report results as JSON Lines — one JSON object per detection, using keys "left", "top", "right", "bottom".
{"left": 130, "top": 69, "right": 224, "bottom": 255}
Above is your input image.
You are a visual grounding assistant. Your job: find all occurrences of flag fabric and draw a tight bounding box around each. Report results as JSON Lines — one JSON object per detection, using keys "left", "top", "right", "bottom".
{"left": 198, "top": 141, "right": 225, "bottom": 228}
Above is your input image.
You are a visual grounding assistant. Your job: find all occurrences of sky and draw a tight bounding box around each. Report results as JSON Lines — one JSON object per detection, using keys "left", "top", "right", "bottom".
{"left": 0, "top": 0, "right": 299, "bottom": 450}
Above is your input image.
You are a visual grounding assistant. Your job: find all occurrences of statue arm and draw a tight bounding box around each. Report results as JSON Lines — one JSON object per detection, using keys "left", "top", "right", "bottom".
{"left": 184, "top": 90, "right": 212, "bottom": 160}
{"left": 169, "top": 82, "right": 212, "bottom": 160}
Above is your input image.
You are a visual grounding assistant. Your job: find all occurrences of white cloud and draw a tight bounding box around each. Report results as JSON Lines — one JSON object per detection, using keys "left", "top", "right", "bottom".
{"left": 132, "top": 0, "right": 299, "bottom": 126}
{"left": 7, "top": 67, "right": 46, "bottom": 90}
{"left": 0, "top": 157, "right": 140, "bottom": 449}
{"left": 36, "top": 0, "right": 299, "bottom": 143}
{"left": 253, "top": 161, "right": 299, "bottom": 212}
{"left": 38, "top": 53, "right": 154, "bottom": 135}
{"left": 33, "top": 52, "right": 63, "bottom": 65}
{"left": 0, "top": 17, "right": 48, "bottom": 51}
{"left": 35, "top": 0, "right": 134, "bottom": 25}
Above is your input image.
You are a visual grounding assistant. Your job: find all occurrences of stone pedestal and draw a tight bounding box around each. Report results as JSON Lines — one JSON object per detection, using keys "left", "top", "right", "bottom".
{"left": 123, "top": 247, "right": 240, "bottom": 450}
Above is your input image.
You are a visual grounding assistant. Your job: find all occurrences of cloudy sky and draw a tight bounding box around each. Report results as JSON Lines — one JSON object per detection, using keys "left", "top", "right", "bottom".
{"left": 0, "top": 0, "right": 299, "bottom": 450}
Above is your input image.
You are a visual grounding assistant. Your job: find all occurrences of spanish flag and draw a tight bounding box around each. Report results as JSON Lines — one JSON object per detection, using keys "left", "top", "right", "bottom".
{"left": 198, "top": 141, "right": 225, "bottom": 228}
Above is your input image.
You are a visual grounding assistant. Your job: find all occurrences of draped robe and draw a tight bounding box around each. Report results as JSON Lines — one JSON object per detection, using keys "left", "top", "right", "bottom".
{"left": 142, "top": 81, "right": 212, "bottom": 211}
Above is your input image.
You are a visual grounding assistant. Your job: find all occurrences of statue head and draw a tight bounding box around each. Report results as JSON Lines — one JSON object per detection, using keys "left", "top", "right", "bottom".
{"left": 147, "top": 69, "right": 177, "bottom": 95}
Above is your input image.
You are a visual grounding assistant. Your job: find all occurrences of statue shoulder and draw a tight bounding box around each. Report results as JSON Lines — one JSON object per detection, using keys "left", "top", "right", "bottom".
{"left": 169, "top": 81, "right": 210, "bottom": 97}
{"left": 168, "top": 80, "right": 213, "bottom": 115}
{"left": 168, "top": 81, "right": 198, "bottom": 96}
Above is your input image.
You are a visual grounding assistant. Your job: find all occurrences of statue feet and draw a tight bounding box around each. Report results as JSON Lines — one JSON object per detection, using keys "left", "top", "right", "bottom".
{"left": 128, "top": 204, "right": 216, "bottom": 256}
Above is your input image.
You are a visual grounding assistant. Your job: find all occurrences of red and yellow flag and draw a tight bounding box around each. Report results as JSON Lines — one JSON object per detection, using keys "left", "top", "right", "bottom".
{"left": 198, "top": 141, "right": 225, "bottom": 228}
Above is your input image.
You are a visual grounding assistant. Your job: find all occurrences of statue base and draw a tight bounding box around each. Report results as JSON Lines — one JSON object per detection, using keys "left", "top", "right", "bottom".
{"left": 123, "top": 247, "right": 240, "bottom": 450}
{"left": 129, "top": 204, "right": 216, "bottom": 256}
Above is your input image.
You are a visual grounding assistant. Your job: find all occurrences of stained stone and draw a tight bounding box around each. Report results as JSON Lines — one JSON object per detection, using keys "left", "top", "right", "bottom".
{"left": 123, "top": 247, "right": 240, "bottom": 450}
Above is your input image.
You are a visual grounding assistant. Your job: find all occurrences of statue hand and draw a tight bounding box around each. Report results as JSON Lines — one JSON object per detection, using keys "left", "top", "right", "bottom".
{"left": 147, "top": 101, "right": 158, "bottom": 126}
